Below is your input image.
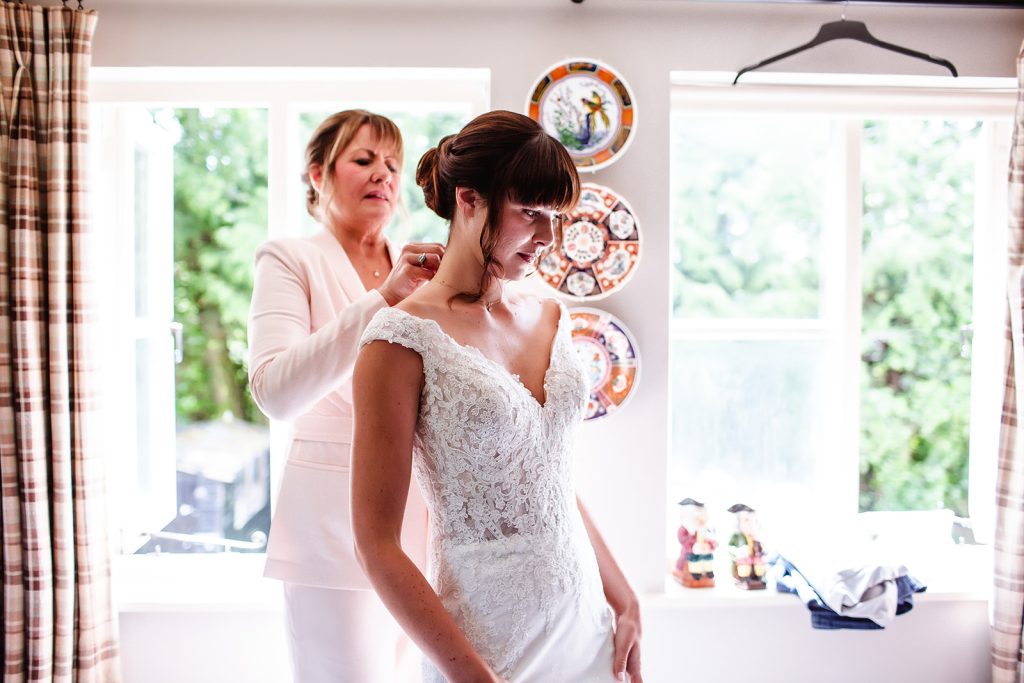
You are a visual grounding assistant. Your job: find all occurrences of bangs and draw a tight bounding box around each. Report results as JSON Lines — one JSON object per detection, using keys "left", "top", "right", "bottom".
{"left": 323, "top": 111, "right": 405, "bottom": 170}
{"left": 365, "top": 115, "right": 405, "bottom": 163}
{"left": 502, "top": 133, "right": 580, "bottom": 212}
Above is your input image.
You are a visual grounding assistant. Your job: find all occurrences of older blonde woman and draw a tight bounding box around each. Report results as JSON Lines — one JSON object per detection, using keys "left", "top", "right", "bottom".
{"left": 248, "top": 109, "right": 443, "bottom": 682}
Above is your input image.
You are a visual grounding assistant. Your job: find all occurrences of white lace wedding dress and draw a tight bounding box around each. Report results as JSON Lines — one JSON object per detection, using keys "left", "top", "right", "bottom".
{"left": 361, "top": 303, "right": 618, "bottom": 683}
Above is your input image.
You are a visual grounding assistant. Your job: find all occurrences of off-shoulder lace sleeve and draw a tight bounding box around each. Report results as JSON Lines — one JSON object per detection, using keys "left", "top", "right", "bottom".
{"left": 359, "top": 307, "right": 434, "bottom": 357}
{"left": 361, "top": 300, "right": 612, "bottom": 681}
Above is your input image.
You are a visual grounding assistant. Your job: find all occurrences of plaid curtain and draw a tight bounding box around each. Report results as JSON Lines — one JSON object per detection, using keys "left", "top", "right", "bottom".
{"left": 994, "top": 40, "right": 1024, "bottom": 683}
{"left": 0, "top": 2, "right": 119, "bottom": 681}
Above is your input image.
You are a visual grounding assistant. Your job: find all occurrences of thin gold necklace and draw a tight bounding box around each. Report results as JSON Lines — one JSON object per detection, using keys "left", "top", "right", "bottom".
{"left": 435, "top": 280, "right": 501, "bottom": 311}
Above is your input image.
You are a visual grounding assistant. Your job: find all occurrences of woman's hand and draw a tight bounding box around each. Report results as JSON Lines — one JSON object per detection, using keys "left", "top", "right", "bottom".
{"left": 612, "top": 599, "right": 643, "bottom": 682}
{"left": 378, "top": 241, "right": 445, "bottom": 306}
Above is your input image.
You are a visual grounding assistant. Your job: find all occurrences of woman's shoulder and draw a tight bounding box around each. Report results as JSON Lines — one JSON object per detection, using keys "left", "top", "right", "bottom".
{"left": 254, "top": 233, "right": 322, "bottom": 266}
{"left": 510, "top": 291, "right": 565, "bottom": 321}
{"left": 360, "top": 302, "right": 443, "bottom": 355}
{"left": 393, "top": 294, "right": 449, "bottom": 325}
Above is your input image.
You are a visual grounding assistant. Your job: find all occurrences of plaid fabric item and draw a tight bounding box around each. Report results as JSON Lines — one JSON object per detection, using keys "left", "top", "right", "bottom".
{"left": 0, "top": 3, "right": 120, "bottom": 681}
{"left": 994, "top": 40, "right": 1024, "bottom": 683}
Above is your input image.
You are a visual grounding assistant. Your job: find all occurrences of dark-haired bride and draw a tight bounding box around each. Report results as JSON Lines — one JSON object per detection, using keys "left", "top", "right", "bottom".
{"left": 351, "top": 110, "right": 643, "bottom": 683}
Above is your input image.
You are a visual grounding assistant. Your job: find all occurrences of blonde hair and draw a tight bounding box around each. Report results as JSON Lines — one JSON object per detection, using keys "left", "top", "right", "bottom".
{"left": 302, "top": 109, "right": 404, "bottom": 221}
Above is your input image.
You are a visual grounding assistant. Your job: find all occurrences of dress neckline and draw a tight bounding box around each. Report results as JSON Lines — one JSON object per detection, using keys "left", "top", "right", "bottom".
{"left": 387, "top": 304, "right": 565, "bottom": 409}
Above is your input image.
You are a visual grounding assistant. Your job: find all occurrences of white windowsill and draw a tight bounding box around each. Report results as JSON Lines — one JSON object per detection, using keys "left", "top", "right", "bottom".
{"left": 114, "top": 554, "right": 283, "bottom": 613}
{"left": 114, "top": 545, "right": 990, "bottom": 614}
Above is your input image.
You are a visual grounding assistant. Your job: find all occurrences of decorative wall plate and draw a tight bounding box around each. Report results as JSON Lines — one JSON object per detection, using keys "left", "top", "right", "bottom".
{"left": 526, "top": 58, "right": 637, "bottom": 172}
{"left": 537, "top": 183, "right": 641, "bottom": 300}
{"left": 569, "top": 308, "right": 640, "bottom": 421}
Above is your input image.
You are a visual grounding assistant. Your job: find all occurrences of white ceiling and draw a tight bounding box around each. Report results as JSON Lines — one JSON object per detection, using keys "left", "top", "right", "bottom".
{"left": 85, "top": 0, "right": 1024, "bottom": 10}
{"left": 91, "top": 0, "right": 908, "bottom": 9}
{"left": 90, "top": 0, "right": 629, "bottom": 7}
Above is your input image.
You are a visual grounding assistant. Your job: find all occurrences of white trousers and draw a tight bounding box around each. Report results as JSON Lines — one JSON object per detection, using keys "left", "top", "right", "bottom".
{"left": 283, "top": 583, "right": 419, "bottom": 683}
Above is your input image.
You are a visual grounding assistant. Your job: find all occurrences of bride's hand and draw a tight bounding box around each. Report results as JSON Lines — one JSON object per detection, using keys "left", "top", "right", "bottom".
{"left": 451, "top": 660, "right": 507, "bottom": 683}
{"left": 612, "top": 600, "right": 643, "bottom": 682}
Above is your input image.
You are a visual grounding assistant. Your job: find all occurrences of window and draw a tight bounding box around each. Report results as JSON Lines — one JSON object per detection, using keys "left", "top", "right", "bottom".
{"left": 667, "top": 75, "right": 1013, "bottom": 554}
{"left": 91, "top": 69, "right": 488, "bottom": 571}
{"left": 92, "top": 105, "right": 271, "bottom": 555}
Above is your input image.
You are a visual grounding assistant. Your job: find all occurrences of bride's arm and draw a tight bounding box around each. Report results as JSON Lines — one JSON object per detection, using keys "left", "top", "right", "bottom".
{"left": 351, "top": 340, "right": 503, "bottom": 683}
{"left": 577, "top": 497, "right": 644, "bottom": 683}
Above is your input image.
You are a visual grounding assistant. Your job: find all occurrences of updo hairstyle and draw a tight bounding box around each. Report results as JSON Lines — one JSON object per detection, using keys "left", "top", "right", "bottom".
{"left": 415, "top": 110, "right": 580, "bottom": 303}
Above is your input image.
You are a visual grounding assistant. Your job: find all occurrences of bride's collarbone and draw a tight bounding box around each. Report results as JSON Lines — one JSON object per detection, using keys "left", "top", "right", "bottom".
{"left": 409, "top": 303, "right": 557, "bottom": 390}
{"left": 449, "top": 319, "right": 548, "bottom": 368}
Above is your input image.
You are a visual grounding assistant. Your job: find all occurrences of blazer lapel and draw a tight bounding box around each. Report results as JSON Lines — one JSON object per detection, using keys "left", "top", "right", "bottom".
{"left": 313, "top": 228, "right": 397, "bottom": 303}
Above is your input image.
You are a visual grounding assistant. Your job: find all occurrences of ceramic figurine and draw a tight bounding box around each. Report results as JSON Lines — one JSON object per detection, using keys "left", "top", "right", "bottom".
{"left": 726, "top": 503, "right": 767, "bottom": 590}
{"left": 673, "top": 498, "right": 717, "bottom": 588}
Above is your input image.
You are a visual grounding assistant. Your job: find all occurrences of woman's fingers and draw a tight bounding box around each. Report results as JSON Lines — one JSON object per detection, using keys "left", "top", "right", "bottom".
{"left": 378, "top": 242, "right": 444, "bottom": 304}
{"left": 401, "top": 242, "right": 445, "bottom": 259}
{"left": 405, "top": 251, "right": 441, "bottom": 272}
{"left": 612, "top": 616, "right": 642, "bottom": 682}
{"left": 625, "top": 642, "right": 642, "bottom": 683}
{"left": 612, "top": 629, "right": 629, "bottom": 679}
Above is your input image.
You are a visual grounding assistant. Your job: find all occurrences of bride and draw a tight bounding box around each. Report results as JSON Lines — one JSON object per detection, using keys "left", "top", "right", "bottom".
{"left": 350, "top": 110, "right": 642, "bottom": 683}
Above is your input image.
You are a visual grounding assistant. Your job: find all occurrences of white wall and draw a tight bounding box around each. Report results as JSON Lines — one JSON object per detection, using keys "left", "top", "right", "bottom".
{"left": 118, "top": 594, "right": 989, "bottom": 683}
{"left": 93, "top": 1, "right": 1020, "bottom": 681}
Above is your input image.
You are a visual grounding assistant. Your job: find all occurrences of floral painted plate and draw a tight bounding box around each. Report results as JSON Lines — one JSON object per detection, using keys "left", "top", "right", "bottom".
{"left": 526, "top": 58, "right": 637, "bottom": 172}
{"left": 569, "top": 308, "right": 640, "bottom": 421}
{"left": 538, "top": 183, "right": 641, "bottom": 300}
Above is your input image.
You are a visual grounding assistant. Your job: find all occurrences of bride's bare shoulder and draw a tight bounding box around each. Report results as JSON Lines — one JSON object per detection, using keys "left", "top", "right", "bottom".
{"left": 509, "top": 291, "right": 562, "bottom": 321}
{"left": 393, "top": 286, "right": 450, "bottom": 325}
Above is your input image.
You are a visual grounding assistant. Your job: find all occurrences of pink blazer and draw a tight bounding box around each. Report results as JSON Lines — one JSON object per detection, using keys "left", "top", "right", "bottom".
{"left": 248, "top": 227, "right": 428, "bottom": 589}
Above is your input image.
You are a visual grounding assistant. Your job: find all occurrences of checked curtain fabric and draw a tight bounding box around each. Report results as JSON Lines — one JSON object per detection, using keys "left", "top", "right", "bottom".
{"left": 994, "top": 38, "right": 1024, "bottom": 683}
{"left": 0, "top": 2, "right": 119, "bottom": 681}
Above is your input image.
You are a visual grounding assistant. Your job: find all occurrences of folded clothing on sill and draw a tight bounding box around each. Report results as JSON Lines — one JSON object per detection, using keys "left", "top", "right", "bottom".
{"left": 769, "top": 553, "right": 927, "bottom": 630}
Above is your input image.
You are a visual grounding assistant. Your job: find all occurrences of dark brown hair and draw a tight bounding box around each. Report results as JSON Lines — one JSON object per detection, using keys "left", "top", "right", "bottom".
{"left": 415, "top": 110, "right": 580, "bottom": 303}
{"left": 302, "top": 109, "right": 404, "bottom": 220}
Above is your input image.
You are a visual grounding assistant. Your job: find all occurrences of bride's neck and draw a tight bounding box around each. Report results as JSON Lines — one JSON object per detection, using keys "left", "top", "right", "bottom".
{"left": 431, "top": 241, "right": 502, "bottom": 305}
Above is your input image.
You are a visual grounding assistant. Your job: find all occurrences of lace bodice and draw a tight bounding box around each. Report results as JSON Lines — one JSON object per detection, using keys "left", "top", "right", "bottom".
{"left": 360, "top": 303, "right": 611, "bottom": 678}
{"left": 361, "top": 302, "right": 588, "bottom": 544}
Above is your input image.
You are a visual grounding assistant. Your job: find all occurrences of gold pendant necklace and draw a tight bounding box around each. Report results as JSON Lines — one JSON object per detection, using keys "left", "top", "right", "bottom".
{"left": 436, "top": 279, "right": 500, "bottom": 311}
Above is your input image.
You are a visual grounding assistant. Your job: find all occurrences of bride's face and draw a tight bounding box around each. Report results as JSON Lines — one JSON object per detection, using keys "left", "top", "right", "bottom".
{"left": 490, "top": 199, "right": 560, "bottom": 281}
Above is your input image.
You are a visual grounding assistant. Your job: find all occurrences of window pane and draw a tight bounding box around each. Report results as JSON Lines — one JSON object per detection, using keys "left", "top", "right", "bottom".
{"left": 859, "top": 119, "right": 979, "bottom": 516}
{"left": 163, "top": 107, "right": 271, "bottom": 553}
{"left": 296, "top": 108, "right": 471, "bottom": 243}
{"left": 668, "top": 339, "right": 827, "bottom": 534}
{"left": 670, "top": 115, "right": 829, "bottom": 319}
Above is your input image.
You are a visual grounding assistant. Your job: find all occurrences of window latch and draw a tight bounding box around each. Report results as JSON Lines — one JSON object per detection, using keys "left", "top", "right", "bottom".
{"left": 169, "top": 321, "right": 184, "bottom": 364}
{"left": 960, "top": 324, "right": 973, "bottom": 359}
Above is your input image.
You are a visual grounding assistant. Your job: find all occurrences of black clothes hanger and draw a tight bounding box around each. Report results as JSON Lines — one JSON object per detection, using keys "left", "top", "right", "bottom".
{"left": 732, "top": 17, "right": 959, "bottom": 85}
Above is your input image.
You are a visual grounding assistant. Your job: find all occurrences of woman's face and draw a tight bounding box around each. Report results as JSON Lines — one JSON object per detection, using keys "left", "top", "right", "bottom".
{"left": 490, "top": 199, "right": 560, "bottom": 281}
{"left": 319, "top": 124, "right": 401, "bottom": 231}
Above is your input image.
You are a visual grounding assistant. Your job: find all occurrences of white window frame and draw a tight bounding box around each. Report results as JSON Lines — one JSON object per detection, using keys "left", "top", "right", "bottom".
{"left": 668, "top": 72, "right": 1014, "bottom": 542}
{"left": 90, "top": 67, "right": 490, "bottom": 608}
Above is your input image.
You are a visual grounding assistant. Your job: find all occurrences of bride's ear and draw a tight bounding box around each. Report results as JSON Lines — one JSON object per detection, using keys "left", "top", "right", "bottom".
{"left": 455, "top": 187, "right": 482, "bottom": 219}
